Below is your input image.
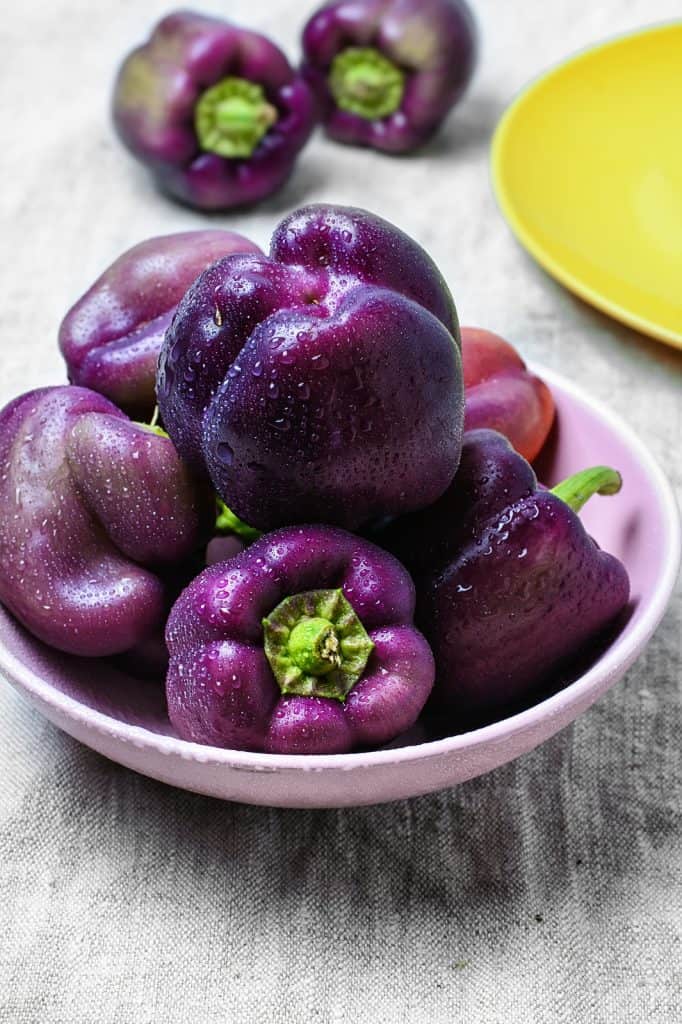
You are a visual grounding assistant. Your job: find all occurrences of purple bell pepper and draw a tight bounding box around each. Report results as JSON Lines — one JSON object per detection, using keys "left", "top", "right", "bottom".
{"left": 0, "top": 386, "right": 213, "bottom": 658}
{"left": 301, "top": 0, "right": 477, "bottom": 152}
{"left": 166, "top": 525, "right": 434, "bottom": 753}
{"left": 379, "top": 429, "right": 630, "bottom": 717}
{"left": 157, "top": 202, "right": 464, "bottom": 531}
{"left": 59, "top": 230, "right": 262, "bottom": 418}
{"left": 112, "top": 11, "right": 316, "bottom": 210}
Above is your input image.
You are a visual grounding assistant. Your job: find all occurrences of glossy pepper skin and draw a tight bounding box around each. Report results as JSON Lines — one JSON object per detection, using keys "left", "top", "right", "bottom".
{"left": 59, "top": 231, "right": 262, "bottom": 418}
{"left": 0, "top": 387, "right": 213, "bottom": 658}
{"left": 301, "top": 0, "right": 476, "bottom": 153}
{"left": 379, "top": 429, "right": 630, "bottom": 716}
{"left": 157, "top": 203, "right": 464, "bottom": 532}
{"left": 112, "top": 11, "right": 316, "bottom": 210}
{"left": 165, "top": 525, "right": 434, "bottom": 754}
{"left": 462, "top": 327, "right": 555, "bottom": 463}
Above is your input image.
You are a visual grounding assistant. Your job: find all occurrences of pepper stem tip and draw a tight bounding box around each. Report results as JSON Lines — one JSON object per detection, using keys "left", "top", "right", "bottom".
{"left": 329, "top": 47, "right": 405, "bottom": 120}
{"left": 550, "top": 466, "right": 622, "bottom": 514}
{"left": 195, "top": 76, "right": 278, "bottom": 159}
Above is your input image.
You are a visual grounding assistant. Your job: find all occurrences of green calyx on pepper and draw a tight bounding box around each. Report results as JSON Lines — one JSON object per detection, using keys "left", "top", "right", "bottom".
{"left": 329, "top": 47, "right": 405, "bottom": 120}
{"left": 195, "top": 77, "right": 279, "bottom": 159}
{"left": 263, "top": 588, "right": 374, "bottom": 700}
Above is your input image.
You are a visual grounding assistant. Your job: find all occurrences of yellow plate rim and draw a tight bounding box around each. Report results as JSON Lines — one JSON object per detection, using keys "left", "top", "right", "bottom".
{"left": 491, "top": 20, "right": 682, "bottom": 351}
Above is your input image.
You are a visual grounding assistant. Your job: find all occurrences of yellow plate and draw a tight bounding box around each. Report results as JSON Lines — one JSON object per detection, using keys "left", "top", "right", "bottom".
{"left": 492, "top": 22, "right": 682, "bottom": 349}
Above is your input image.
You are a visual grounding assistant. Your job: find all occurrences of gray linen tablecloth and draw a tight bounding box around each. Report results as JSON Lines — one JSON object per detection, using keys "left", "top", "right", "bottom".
{"left": 1, "top": 2, "right": 680, "bottom": 1021}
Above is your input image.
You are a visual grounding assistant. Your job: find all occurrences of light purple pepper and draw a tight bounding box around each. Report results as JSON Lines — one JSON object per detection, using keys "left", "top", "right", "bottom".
{"left": 0, "top": 386, "right": 213, "bottom": 657}
{"left": 301, "top": 0, "right": 477, "bottom": 152}
{"left": 59, "top": 231, "right": 262, "bottom": 417}
{"left": 166, "top": 525, "right": 434, "bottom": 754}
{"left": 112, "top": 11, "right": 316, "bottom": 210}
{"left": 157, "top": 203, "right": 464, "bottom": 531}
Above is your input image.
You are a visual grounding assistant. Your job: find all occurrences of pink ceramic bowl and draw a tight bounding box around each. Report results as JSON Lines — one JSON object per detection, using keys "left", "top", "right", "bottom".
{"left": 0, "top": 366, "right": 679, "bottom": 807}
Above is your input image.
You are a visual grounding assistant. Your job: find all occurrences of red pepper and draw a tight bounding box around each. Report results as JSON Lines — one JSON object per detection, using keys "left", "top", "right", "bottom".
{"left": 462, "top": 327, "right": 555, "bottom": 463}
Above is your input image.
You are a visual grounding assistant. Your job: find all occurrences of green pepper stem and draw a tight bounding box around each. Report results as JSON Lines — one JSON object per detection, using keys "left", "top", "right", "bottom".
{"left": 262, "top": 589, "right": 374, "bottom": 701}
{"left": 133, "top": 406, "right": 169, "bottom": 438}
{"left": 550, "top": 466, "right": 622, "bottom": 513}
{"left": 288, "top": 617, "right": 342, "bottom": 676}
{"left": 329, "top": 47, "right": 405, "bottom": 120}
{"left": 195, "top": 77, "right": 278, "bottom": 159}
{"left": 215, "top": 499, "right": 261, "bottom": 543}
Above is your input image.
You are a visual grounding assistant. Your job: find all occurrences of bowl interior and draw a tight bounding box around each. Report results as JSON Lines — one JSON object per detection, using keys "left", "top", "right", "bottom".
{"left": 0, "top": 365, "right": 676, "bottom": 773}
{"left": 492, "top": 22, "right": 682, "bottom": 348}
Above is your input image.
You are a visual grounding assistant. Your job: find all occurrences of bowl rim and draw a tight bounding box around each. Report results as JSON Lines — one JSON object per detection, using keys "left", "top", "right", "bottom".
{"left": 0, "top": 364, "right": 679, "bottom": 772}
{"left": 490, "top": 20, "right": 682, "bottom": 351}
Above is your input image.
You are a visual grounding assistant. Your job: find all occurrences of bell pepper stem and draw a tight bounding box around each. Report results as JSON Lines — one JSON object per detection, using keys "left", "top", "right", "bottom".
{"left": 133, "top": 406, "right": 169, "bottom": 438}
{"left": 288, "top": 617, "right": 342, "bottom": 676}
{"left": 329, "top": 47, "right": 405, "bottom": 120}
{"left": 262, "top": 589, "right": 374, "bottom": 700}
{"left": 215, "top": 498, "right": 261, "bottom": 543}
{"left": 195, "top": 77, "right": 278, "bottom": 159}
{"left": 550, "top": 466, "right": 622, "bottom": 513}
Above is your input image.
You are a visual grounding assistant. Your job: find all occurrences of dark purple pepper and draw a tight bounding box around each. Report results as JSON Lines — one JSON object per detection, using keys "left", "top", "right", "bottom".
{"left": 165, "top": 525, "right": 434, "bottom": 754}
{"left": 301, "top": 0, "right": 477, "bottom": 153}
{"left": 59, "top": 231, "right": 262, "bottom": 418}
{"left": 112, "top": 11, "right": 316, "bottom": 210}
{"left": 0, "top": 386, "right": 213, "bottom": 657}
{"left": 378, "top": 429, "right": 630, "bottom": 716}
{"left": 157, "top": 203, "right": 464, "bottom": 532}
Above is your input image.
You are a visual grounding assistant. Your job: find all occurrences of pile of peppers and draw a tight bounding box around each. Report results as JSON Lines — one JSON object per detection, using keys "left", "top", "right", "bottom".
{"left": 0, "top": 201, "right": 631, "bottom": 755}
{"left": 0, "top": 3, "right": 633, "bottom": 759}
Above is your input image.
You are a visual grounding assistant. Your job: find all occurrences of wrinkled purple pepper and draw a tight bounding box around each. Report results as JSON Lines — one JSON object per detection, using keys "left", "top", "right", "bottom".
{"left": 166, "top": 525, "right": 434, "bottom": 754}
{"left": 301, "top": 0, "right": 477, "bottom": 152}
{"left": 157, "top": 202, "right": 464, "bottom": 532}
{"left": 378, "top": 429, "right": 630, "bottom": 716}
{"left": 59, "top": 230, "right": 262, "bottom": 418}
{"left": 112, "top": 11, "right": 316, "bottom": 210}
{"left": 0, "top": 386, "right": 213, "bottom": 657}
